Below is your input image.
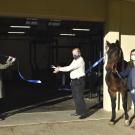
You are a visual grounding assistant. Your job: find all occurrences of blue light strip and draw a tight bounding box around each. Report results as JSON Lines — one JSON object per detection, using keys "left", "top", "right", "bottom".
{"left": 17, "top": 62, "right": 42, "bottom": 84}
{"left": 0, "top": 54, "right": 42, "bottom": 84}
{"left": 85, "top": 57, "right": 104, "bottom": 74}
{"left": 18, "top": 71, "right": 42, "bottom": 84}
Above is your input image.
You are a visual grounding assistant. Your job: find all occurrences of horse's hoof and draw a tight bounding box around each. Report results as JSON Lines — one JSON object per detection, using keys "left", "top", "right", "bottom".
{"left": 0, "top": 113, "right": 7, "bottom": 120}
{"left": 130, "top": 124, "right": 135, "bottom": 129}
{"left": 124, "top": 120, "right": 129, "bottom": 126}
{"left": 109, "top": 120, "right": 115, "bottom": 125}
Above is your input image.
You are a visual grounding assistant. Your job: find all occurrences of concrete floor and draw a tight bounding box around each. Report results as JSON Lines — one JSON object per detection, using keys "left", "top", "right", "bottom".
{"left": 0, "top": 108, "right": 135, "bottom": 135}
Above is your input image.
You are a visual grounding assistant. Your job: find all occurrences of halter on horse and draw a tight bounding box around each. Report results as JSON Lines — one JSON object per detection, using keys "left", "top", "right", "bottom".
{"left": 105, "top": 40, "right": 129, "bottom": 125}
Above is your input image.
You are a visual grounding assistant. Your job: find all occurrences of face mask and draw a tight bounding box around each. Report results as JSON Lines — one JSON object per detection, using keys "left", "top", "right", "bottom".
{"left": 73, "top": 55, "right": 80, "bottom": 60}
{"left": 131, "top": 55, "right": 135, "bottom": 61}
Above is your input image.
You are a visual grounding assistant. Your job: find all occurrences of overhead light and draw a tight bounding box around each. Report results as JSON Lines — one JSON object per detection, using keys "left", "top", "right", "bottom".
{"left": 48, "top": 22, "right": 61, "bottom": 26}
{"left": 50, "top": 19, "right": 61, "bottom": 22}
{"left": 72, "top": 28, "right": 90, "bottom": 31}
{"left": 48, "top": 20, "right": 61, "bottom": 27}
{"left": 10, "top": 26, "right": 31, "bottom": 28}
{"left": 60, "top": 33, "right": 76, "bottom": 36}
{"left": 26, "top": 18, "right": 38, "bottom": 25}
{"left": 8, "top": 32, "right": 25, "bottom": 34}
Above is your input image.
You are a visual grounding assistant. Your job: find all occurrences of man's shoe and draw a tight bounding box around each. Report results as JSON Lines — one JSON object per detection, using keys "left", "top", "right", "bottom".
{"left": 71, "top": 113, "right": 79, "bottom": 116}
{"left": 79, "top": 113, "right": 88, "bottom": 119}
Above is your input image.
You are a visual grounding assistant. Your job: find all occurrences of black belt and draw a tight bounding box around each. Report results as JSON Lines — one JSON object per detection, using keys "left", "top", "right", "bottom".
{"left": 71, "top": 76, "right": 85, "bottom": 80}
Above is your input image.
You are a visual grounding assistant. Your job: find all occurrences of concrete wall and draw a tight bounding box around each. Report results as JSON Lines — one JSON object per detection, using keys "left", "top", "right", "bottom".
{"left": 120, "top": 1, "right": 135, "bottom": 109}
{"left": 121, "top": 1, "right": 135, "bottom": 61}
{"left": 0, "top": 0, "right": 106, "bottom": 21}
{"left": 103, "top": 0, "right": 135, "bottom": 111}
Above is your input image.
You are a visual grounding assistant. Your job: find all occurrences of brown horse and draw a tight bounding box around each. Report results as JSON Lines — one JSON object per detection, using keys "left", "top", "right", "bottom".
{"left": 105, "top": 40, "right": 129, "bottom": 125}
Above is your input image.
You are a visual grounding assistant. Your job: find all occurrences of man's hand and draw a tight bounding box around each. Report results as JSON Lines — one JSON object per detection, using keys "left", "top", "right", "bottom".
{"left": 7, "top": 56, "right": 12, "bottom": 62}
{"left": 51, "top": 65, "right": 60, "bottom": 74}
{"left": 11, "top": 58, "right": 16, "bottom": 63}
{"left": 53, "top": 67, "right": 60, "bottom": 73}
{"left": 51, "top": 65, "right": 56, "bottom": 69}
{"left": 6, "top": 56, "right": 16, "bottom": 64}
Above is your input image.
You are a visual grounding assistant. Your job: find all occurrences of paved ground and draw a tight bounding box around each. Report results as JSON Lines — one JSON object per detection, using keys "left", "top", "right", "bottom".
{"left": 0, "top": 108, "right": 135, "bottom": 135}
{"left": 22, "top": 96, "right": 100, "bottom": 112}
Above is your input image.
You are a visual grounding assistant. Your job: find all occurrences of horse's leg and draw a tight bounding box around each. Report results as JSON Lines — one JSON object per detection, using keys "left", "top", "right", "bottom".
{"left": 121, "top": 90, "right": 129, "bottom": 125}
{"left": 109, "top": 91, "right": 116, "bottom": 124}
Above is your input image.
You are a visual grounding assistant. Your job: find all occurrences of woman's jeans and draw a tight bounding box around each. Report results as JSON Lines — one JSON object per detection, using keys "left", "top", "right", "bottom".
{"left": 130, "top": 89, "right": 135, "bottom": 115}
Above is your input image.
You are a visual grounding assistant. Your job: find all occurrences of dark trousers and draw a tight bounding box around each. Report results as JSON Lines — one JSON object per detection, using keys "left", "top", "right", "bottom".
{"left": 71, "top": 77, "right": 87, "bottom": 115}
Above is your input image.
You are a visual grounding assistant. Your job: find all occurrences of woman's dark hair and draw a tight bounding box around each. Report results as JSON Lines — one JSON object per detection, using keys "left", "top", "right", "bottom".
{"left": 129, "top": 49, "right": 135, "bottom": 67}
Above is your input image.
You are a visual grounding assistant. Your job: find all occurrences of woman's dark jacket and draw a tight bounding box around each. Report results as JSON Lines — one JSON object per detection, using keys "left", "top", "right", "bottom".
{"left": 120, "top": 65, "right": 135, "bottom": 90}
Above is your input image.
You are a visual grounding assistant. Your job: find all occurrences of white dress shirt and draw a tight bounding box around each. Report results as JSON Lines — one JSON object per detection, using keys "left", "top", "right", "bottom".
{"left": 59, "top": 56, "right": 85, "bottom": 79}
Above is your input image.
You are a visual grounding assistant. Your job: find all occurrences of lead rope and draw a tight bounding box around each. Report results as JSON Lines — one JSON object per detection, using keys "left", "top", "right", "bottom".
{"left": 0, "top": 54, "right": 42, "bottom": 84}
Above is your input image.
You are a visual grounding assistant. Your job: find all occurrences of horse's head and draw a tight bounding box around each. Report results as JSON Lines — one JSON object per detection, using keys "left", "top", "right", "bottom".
{"left": 105, "top": 40, "right": 123, "bottom": 72}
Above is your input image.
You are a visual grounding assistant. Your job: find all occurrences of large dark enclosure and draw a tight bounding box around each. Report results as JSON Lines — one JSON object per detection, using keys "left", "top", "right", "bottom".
{"left": 0, "top": 17, "right": 104, "bottom": 113}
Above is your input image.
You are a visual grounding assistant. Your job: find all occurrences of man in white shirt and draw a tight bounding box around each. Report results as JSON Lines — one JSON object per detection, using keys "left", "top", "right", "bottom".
{"left": 52, "top": 48, "right": 87, "bottom": 119}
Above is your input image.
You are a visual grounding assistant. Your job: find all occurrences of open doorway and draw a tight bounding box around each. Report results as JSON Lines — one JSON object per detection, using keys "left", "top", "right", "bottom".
{"left": 0, "top": 17, "right": 104, "bottom": 113}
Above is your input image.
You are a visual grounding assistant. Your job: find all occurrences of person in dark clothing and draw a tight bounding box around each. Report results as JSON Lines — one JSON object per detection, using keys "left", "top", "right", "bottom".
{"left": 119, "top": 49, "right": 135, "bottom": 128}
